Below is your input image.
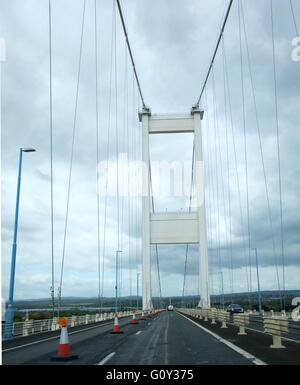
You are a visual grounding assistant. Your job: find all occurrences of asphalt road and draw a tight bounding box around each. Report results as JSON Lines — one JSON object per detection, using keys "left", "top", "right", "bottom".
{"left": 2, "top": 311, "right": 259, "bottom": 365}
{"left": 181, "top": 311, "right": 300, "bottom": 365}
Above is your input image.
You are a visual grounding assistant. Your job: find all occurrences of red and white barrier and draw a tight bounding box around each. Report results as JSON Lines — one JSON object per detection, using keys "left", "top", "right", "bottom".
{"left": 51, "top": 318, "right": 78, "bottom": 361}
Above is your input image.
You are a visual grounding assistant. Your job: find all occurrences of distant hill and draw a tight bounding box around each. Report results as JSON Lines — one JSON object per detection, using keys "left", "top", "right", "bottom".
{"left": 10, "top": 289, "right": 300, "bottom": 311}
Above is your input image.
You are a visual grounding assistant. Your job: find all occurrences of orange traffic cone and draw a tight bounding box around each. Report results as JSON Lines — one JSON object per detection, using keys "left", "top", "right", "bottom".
{"left": 51, "top": 317, "right": 78, "bottom": 361}
{"left": 110, "top": 312, "right": 123, "bottom": 334}
{"left": 147, "top": 310, "right": 151, "bottom": 318}
{"left": 132, "top": 311, "right": 139, "bottom": 324}
{"left": 141, "top": 310, "right": 146, "bottom": 320}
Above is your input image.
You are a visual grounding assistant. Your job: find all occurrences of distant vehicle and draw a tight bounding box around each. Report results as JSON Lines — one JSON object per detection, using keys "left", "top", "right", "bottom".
{"left": 226, "top": 304, "right": 244, "bottom": 313}
{"left": 167, "top": 305, "right": 174, "bottom": 311}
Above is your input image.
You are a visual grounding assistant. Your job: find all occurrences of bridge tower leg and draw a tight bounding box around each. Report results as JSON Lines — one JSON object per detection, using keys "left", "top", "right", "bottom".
{"left": 140, "top": 107, "right": 152, "bottom": 311}
{"left": 139, "top": 106, "right": 210, "bottom": 311}
{"left": 193, "top": 107, "right": 210, "bottom": 309}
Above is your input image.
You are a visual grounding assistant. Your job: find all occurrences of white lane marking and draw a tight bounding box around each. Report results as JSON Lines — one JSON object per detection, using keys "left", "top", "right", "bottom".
{"left": 176, "top": 312, "right": 267, "bottom": 366}
{"left": 96, "top": 352, "right": 116, "bottom": 365}
{"left": 2, "top": 322, "right": 113, "bottom": 353}
{"left": 164, "top": 314, "right": 169, "bottom": 365}
{"left": 136, "top": 331, "right": 142, "bottom": 335}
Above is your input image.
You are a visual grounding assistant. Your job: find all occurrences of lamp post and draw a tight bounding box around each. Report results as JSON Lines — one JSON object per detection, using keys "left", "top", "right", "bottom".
{"left": 3, "top": 148, "right": 36, "bottom": 340}
{"left": 253, "top": 247, "right": 262, "bottom": 316}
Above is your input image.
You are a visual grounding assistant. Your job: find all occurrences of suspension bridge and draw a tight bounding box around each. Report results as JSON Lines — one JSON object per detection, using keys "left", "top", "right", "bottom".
{"left": 1, "top": 0, "right": 300, "bottom": 366}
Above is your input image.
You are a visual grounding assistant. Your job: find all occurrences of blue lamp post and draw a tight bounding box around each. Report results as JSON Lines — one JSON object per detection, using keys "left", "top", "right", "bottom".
{"left": 3, "top": 148, "right": 36, "bottom": 340}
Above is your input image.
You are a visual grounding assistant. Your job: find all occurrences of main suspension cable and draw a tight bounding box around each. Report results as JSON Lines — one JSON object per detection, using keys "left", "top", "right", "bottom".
{"left": 290, "top": 0, "right": 299, "bottom": 37}
{"left": 195, "top": 0, "right": 233, "bottom": 107}
{"left": 116, "top": 0, "right": 146, "bottom": 108}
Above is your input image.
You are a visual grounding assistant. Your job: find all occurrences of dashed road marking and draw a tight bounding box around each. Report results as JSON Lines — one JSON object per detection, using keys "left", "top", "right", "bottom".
{"left": 96, "top": 352, "right": 116, "bottom": 365}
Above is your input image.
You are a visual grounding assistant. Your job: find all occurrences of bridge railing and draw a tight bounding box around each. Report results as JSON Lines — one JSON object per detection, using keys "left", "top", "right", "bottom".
{"left": 1, "top": 310, "right": 143, "bottom": 339}
{"left": 177, "top": 308, "right": 300, "bottom": 347}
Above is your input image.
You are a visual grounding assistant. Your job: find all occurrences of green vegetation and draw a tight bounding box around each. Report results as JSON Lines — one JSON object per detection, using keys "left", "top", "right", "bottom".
{"left": 7, "top": 290, "right": 299, "bottom": 322}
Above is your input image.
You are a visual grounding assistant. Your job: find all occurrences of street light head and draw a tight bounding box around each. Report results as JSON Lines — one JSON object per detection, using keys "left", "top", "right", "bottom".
{"left": 22, "top": 148, "right": 36, "bottom": 153}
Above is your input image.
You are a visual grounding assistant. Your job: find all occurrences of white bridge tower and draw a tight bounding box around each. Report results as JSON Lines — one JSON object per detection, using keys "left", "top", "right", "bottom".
{"left": 139, "top": 106, "right": 210, "bottom": 311}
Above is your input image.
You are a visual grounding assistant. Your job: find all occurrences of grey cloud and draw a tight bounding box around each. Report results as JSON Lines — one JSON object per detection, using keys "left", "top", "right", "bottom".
{"left": 1, "top": 0, "right": 299, "bottom": 299}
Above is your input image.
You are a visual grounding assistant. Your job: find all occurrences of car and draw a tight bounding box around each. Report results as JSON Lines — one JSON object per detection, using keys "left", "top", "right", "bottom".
{"left": 226, "top": 304, "right": 244, "bottom": 313}
{"left": 167, "top": 305, "right": 174, "bottom": 311}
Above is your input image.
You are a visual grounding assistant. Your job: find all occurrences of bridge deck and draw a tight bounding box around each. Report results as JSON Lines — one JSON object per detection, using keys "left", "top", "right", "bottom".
{"left": 2, "top": 311, "right": 299, "bottom": 365}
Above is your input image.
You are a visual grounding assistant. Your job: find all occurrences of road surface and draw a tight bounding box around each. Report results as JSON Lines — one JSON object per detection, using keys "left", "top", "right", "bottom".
{"left": 2, "top": 311, "right": 261, "bottom": 365}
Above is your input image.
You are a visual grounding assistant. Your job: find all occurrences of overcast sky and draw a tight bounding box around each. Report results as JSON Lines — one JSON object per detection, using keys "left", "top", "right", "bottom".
{"left": 1, "top": 0, "right": 299, "bottom": 302}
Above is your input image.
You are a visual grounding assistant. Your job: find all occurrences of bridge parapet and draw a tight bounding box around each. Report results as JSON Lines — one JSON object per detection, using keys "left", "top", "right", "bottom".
{"left": 217, "top": 311, "right": 229, "bottom": 328}
{"left": 2, "top": 310, "right": 138, "bottom": 340}
{"left": 210, "top": 308, "right": 217, "bottom": 324}
{"left": 233, "top": 313, "right": 250, "bottom": 335}
{"left": 264, "top": 316, "right": 288, "bottom": 348}
{"left": 51, "top": 317, "right": 59, "bottom": 331}
{"left": 177, "top": 308, "right": 300, "bottom": 349}
{"left": 22, "top": 320, "right": 33, "bottom": 336}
